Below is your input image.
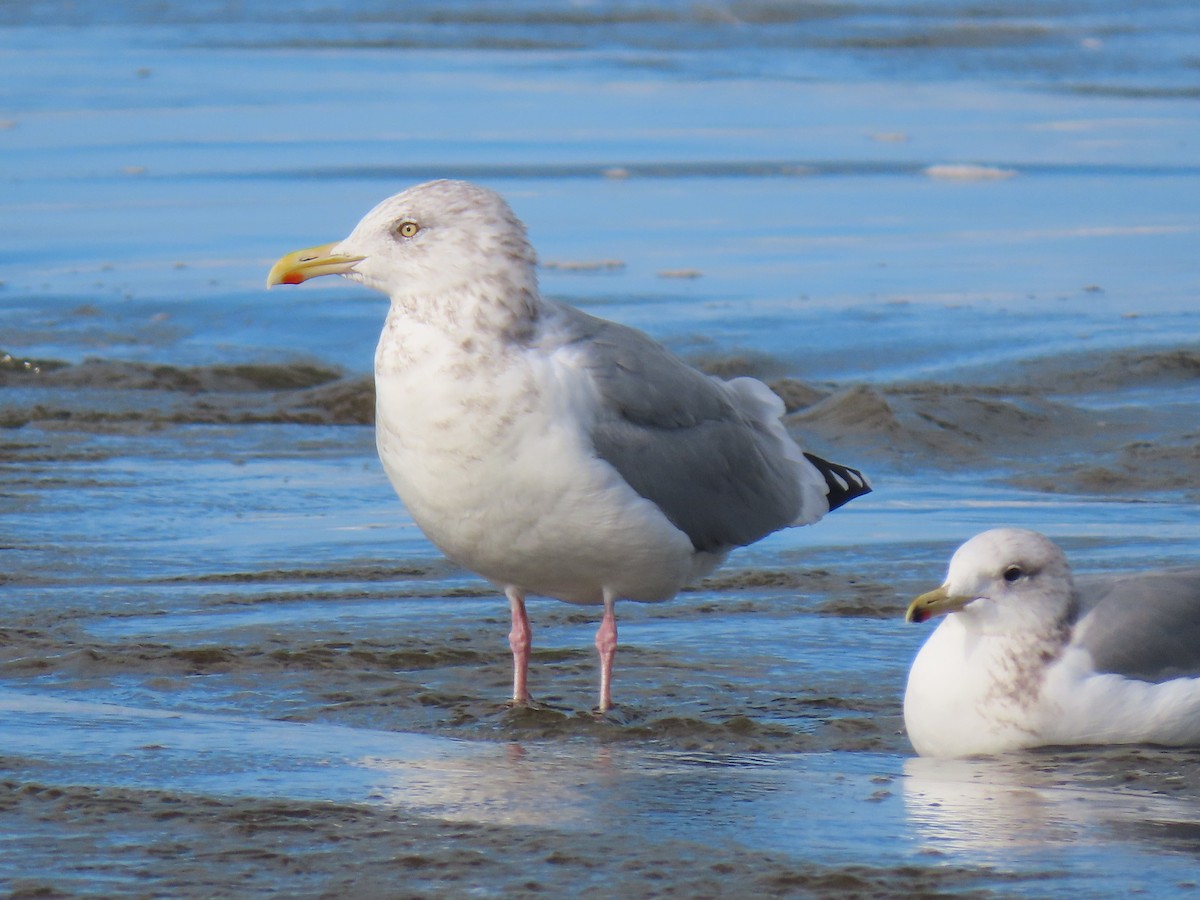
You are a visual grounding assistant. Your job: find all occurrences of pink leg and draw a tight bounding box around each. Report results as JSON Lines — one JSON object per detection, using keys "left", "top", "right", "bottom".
{"left": 506, "top": 586, "right": 532, "bottom": 705}
{"left": 595, "top": 592, "right": 618, "bottom": 712}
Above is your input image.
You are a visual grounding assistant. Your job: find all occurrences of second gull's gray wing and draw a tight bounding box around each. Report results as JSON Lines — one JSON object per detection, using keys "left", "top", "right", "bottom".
{"left": 551, "top": 305, "right": 865, "bottom": 553}
{"left": 1074, "top": 569, "right": 1200, "bottom": 682}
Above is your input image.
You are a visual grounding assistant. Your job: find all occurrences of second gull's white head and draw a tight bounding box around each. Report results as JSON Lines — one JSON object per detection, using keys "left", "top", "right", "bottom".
{"left": 906, "top": 527, "right": 1075, "bottom": 636}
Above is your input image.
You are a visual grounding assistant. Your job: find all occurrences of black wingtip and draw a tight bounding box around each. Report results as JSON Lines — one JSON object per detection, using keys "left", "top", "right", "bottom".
{"left": 803, "top": 452, "right": 872, "bottom": 512}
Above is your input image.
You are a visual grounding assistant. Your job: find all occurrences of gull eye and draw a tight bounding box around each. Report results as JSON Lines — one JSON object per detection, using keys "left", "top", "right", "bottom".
{"left": 396, "top": 221, "right": 420, "bottom": 238}
{"left": 1003, "top": 565, "right": 1023, "bottom": 583}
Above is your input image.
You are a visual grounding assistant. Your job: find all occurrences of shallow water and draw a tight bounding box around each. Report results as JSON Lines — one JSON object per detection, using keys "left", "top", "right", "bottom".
{"left": 2, "top": 1, "right": 1200, "bottom": 896}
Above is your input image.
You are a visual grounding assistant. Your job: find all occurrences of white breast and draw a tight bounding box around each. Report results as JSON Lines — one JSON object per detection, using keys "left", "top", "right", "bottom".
{"left": 372, "top": 318, "right": 710, "bottom": 605}
{"left": 904, "top": 617, "right": 1056, "bottom": 757}
{"left": 907, "top": 613, "right": 1200, "bottom": 758}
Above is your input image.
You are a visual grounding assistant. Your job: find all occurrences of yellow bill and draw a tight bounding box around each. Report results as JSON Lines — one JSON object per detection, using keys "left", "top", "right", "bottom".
{"left": 905, "top": 585, "right": 973, "bottom": 624}
{"left": 266, "top": 242, "right": 364, "bottom": 288}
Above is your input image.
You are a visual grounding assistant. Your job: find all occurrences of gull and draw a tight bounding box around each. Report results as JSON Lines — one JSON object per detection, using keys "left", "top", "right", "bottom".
{"left": 267, "top": 179, "right": 870, "bottom": 711}
{"left": 904, "top": 528, "right": 1200, "bottom": 757}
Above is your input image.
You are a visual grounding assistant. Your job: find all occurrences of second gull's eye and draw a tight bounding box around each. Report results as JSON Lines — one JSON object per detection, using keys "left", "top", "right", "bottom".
{"left": 1003, "top": 565, "right": 1023, "bottom": 583}
{"left": 396, "top": 221, "right": 420, "bottom": 238}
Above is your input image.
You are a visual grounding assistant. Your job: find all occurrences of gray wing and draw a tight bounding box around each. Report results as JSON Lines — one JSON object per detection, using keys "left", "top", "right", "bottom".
{"left": 1074, "top": 569, "right": 1200, "bottom": 682}
{"left": 552, "top": 304, "right": 815, "bottom": 554}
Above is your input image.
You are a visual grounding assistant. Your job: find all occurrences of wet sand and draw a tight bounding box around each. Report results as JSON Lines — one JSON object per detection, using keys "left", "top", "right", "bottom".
{"left": 5, "top": 341, "right": 1198, "bottom": 493}
{"left": 1, "top": 778, "right": 1016, "bottom": 899}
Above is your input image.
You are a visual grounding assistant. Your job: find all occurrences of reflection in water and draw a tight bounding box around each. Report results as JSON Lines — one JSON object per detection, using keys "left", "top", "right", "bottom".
{"left": 362, "top": 742, "right": 609, "bottom": 828}
{"left": 363, "top": 742, "right": 919, "bottom": 867}
{"left": 9, "top": 690, "right": 1200, "bottom": 893}
{"left": 903, "top": 750, "right": 1200, "bottom": 877}
{"left": 2, "top": 688, "right": 912, "bottom": 862}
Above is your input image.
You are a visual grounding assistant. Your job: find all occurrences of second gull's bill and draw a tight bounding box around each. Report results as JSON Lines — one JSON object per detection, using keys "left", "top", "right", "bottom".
{"left": 905, "top": 528, "right": 1200, "bottom": 757}
{"left": 267, "top": 179, "right": 871, "bottom": 711}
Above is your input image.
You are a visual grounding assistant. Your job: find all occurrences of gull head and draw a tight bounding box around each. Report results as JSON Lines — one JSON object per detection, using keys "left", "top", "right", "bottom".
{"left": 906, "top": 528, "right": 1075, "bottom": 634}
{"left": 266, "top": 180, "right": 539, "bottom": 309}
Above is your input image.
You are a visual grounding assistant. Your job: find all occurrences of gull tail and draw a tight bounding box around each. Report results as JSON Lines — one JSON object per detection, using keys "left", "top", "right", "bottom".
{"left": 803, "top": 453, "right": 872, "bottom": 513}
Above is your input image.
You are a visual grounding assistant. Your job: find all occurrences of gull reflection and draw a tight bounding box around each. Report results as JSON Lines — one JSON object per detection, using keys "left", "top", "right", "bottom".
{"left": 902, "top": 748, "right": 1200, "bottom": 862}
{"left": 361, "top": 743, "right": 620, "bottom": 829}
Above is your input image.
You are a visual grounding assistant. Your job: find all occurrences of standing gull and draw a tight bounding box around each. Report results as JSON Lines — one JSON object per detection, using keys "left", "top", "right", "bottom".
{"left": 267, "top": 179, "right": 870, "bottom": 711}
{"left": 905, "top": 528, "right": 1200, "bottom": 757}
